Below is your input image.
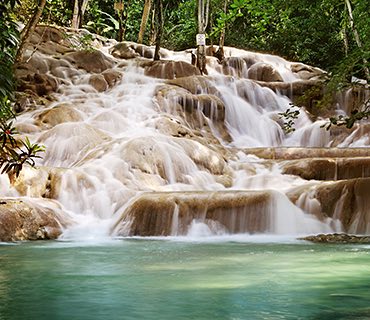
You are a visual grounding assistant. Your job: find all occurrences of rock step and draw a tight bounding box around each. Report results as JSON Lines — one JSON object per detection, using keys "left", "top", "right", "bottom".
{"left": 112, "top": 191, "right": 272, "bottom": 236}
{"left": 281, "top": 157, "right": 370, "bottom": 180}
{"left": 299, "top": 233, "right": 370, "bottom": 244}
{"left": 288, "top": 177, "right": 370, "bottom": 234}
{"left": 245, "top": 147, "right": 370, "bottom": 160}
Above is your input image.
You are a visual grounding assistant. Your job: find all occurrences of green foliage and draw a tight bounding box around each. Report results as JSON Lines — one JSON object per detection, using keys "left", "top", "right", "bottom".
{"left": 0, "top": 128, "right": 45, "bottom": 177}
{"left": 84, "top": 0, "right": 143, "bottom": 41}
{"left": 322, "top": 98, "right": 370, "bottom": 130}
{"left": 162, "top": 0, "right": 197, "bottom": 50}
{"left": 218, "top": 0, "right": 345, "bottom": 70}
{"left": 0, "top": 0, "right": 19, "bottom": 105}
{"left": 0, "top": 0, "right": 20, "bottom": 106}
{"left": 86, "top": 9, "right": 120, "bottom": 37}
{"left": 0, "top": 0, "right": 45, "bottom": 177}
{"left": 43, "top": 0, "right": 73, "bottom": 26}
{"left": 72, "top": 32, "right": 95, "bottom": 51}
{"left": 278, "top": 106, "right": 300, "bottom": 134}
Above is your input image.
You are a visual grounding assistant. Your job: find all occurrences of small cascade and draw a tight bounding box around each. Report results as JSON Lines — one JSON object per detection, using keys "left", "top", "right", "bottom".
{"left": 270, "top": 191, "right": 334, "bottom": 235}
{"left": 186, "top": 219, "right": 227, "bottom": 237}
{"left": 0, "top": 174, "right": 17, "bottom": 197}
{"left": 170, "top": 204, "right": 180, "bottom": 236}
{"left": 3, "top": 29, "right": 370, "bottom": 242}
{"left": 111, "top": 190, "right": 336, "bottom": 237}
{"left": 284, "top": 120, "right": 331, "bottom": 147}
{"left": 214, "top": 80, "right": 286, "bottom": 147}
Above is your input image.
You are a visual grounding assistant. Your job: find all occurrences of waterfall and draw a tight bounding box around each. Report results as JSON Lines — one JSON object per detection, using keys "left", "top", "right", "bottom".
{"left": 6, "top": 32, "right": 370, "bottom": 241}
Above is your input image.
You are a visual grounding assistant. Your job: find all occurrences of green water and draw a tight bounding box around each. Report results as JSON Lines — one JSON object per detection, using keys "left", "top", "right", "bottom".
{"left": 1, "top": 238, "right": 370, "bottom": 320}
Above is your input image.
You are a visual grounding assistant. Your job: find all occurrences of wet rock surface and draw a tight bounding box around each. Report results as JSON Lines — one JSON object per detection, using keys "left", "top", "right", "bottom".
{"left": 143, "top": 60, "right": 200, "bottom": 79}
{"left": 245, "top": 147, "right": 370, "bottom": 160}
{"left": 36, "top": 103, "right": 83, "bottom": 128}
{"left": 288, "top": 177, "right": 370, "bottom": 234}
{"left": 247, "top": 62, "right": 283, "bottom": 82}
{"left": 63, "top": 50, "right": 114, "bottom": 73}
{"left": 299, "top": 233, "right": 370, "bottom": 243}
{"left": 0, "top": 198, "right": 71, "bottom": 241}
{"left": 7, "top": 26, "right": 370, "bottom": 240}
{"left": 113, "top": 191, "right": 272, "bottom": 236}
{"left": 281, "top": 157, "right": 370, "bottom": 180}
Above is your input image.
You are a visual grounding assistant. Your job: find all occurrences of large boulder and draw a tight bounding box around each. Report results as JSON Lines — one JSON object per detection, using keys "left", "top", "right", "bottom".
{"left": 36, "top": 103, "right": 83, "bottom": 128}
{"left": 221, "top": 56, "right": 257, "bottom": 77}
{"left": 0, "top": 198, "right": 71, "bottom": 241}
{"left": 247, "top": 62, "right": 283, "bottom": 82}
{"left": 102, "top": 69, "right": 123, "bottom": 87}
{"left": 153, "top": 115, "right": 194, "bottom": 138}
{"left": 38, "top": 123, "right": 110, "bottom": 166}
{"left": 167, "top": 75, "right": 218, "bottom": 95}
{"left": 64, "top": 50, "right": 114, "bottom": 73}
{"left": 17, "top": 73, "right": 59, "bottom": 96}
{"left": 110, "top": 42, "right": 169, "bottom": 60}
{"left": 12, "top": 166, "right": 66, "bottom": 199}
{"left": 118, "top": 136, "right": 230, "bottom": 182}
{"left": 24, "top": 26, "right": 74, "bottom": 56}
{"left": 255, "top": 80, "right": 321, "bottom": 101}
{"left": 33, "top": 25, "right": 71, "bottom": 45}
{"left": 155, "top": 84, "right": 232, "bottom": 142}
{"left": 110, "top": 42, "right": 146, "bottom": 59}
{"left": 156, "top": 84, "right": 225, "bottom": 121}
{"left": 290, "top": 63, "right": 326, "bottom": 81}
{"left": 89, "top": 74, "right": 108, "bottom": 92}
{"left": 143, "top": 60, "right": 201, "bottom": 79}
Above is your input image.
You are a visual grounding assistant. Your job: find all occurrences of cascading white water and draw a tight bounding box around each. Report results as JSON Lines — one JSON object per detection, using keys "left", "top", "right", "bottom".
{"left": 270, "top": 191, "right": 334, "bottom": 235}
{"left": 8, "top": 36, "right": 369, "bottom": 240}
{"left": 213, "top": 78, "right": 287, "bottom": 147}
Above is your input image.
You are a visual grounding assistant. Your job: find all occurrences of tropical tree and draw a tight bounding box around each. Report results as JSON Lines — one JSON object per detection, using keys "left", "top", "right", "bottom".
{"left": 197, "top": 0, "right": 210, "bottom": 74}
{"left": 72, "top": 0, "right": 90, "bottom": 28}
{"left": 153, "top": 0, "right": 163, "bottom": 60}
{"left": 138, "top": 0, "right": 152, "bottom": 43}
{"left": 15, "top": 0, "right": 47, "bottom": 63}
{"left": 0, "top": 0, "right": 45, "bottom": 177}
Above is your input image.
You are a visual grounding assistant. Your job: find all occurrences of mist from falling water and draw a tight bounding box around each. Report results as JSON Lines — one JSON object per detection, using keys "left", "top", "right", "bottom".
{"left": 9, "top": 44, "right": 364, "bottom": 241}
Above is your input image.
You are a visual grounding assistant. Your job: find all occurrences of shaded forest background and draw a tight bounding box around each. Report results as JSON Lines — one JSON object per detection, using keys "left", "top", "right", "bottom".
{"left": 4, "top": 0, "right": 370, "bottom": 71}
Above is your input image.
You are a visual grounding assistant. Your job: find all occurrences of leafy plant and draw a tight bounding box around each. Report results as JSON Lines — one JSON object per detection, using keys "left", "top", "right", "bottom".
{"left": 43, "top": 0, "right": 73, "bottom": 26}
{"left": 0, "top": 0, "right": 45, "bottom": 177}
{"left": 321, "top": 98, "right": 370, "bottom": 130}
{"left": 0, "top": 133, "right": 45, "bottom": 177}
{"left": 278, "top": 106, "right": 300, "bottom": 134}
{"left": 85, "top": 8, "right": 120, "bottom": 38}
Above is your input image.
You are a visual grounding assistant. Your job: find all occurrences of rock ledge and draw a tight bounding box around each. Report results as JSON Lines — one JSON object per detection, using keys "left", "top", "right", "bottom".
{"left": 299, "top": 233, "right": 370, "bottom": 244}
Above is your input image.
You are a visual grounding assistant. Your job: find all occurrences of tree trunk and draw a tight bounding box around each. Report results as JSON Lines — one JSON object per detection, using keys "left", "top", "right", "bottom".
{"left": 115, "top": 1, "right": 125, "bottom": 41}
{"left": 79, "top": 0, "right": 89, "bottom": 28}
{"left": 116, "top": 0, "right": 130, "bottom": 41}
{"left": 138, "top": 0, "right": 152, "bottom": 44}
{"left": 16, "top": 0, "right": 46, "bottom": 63}
{"left": 344, "top": 0, "right": 369, "bottom": 81}
{"left": 196, "top": 0, "right": 209, "bottom": 74}
{"left": 72, "top": 0, "right": 80, "bottom": 29}
{"left": 117, "top": 9, "right": 124, "bottom": 42}
{"left": 341, "top": 27, "right": 349, "bottom": 57}
{"left": 149, "top": 6, "right": 156, "bottom": 45}
{"left": 215, "top": 0, "right": 229, "bottom": 62}
{"left": 153, "top": 0, "right": 163, "bottom": 61}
